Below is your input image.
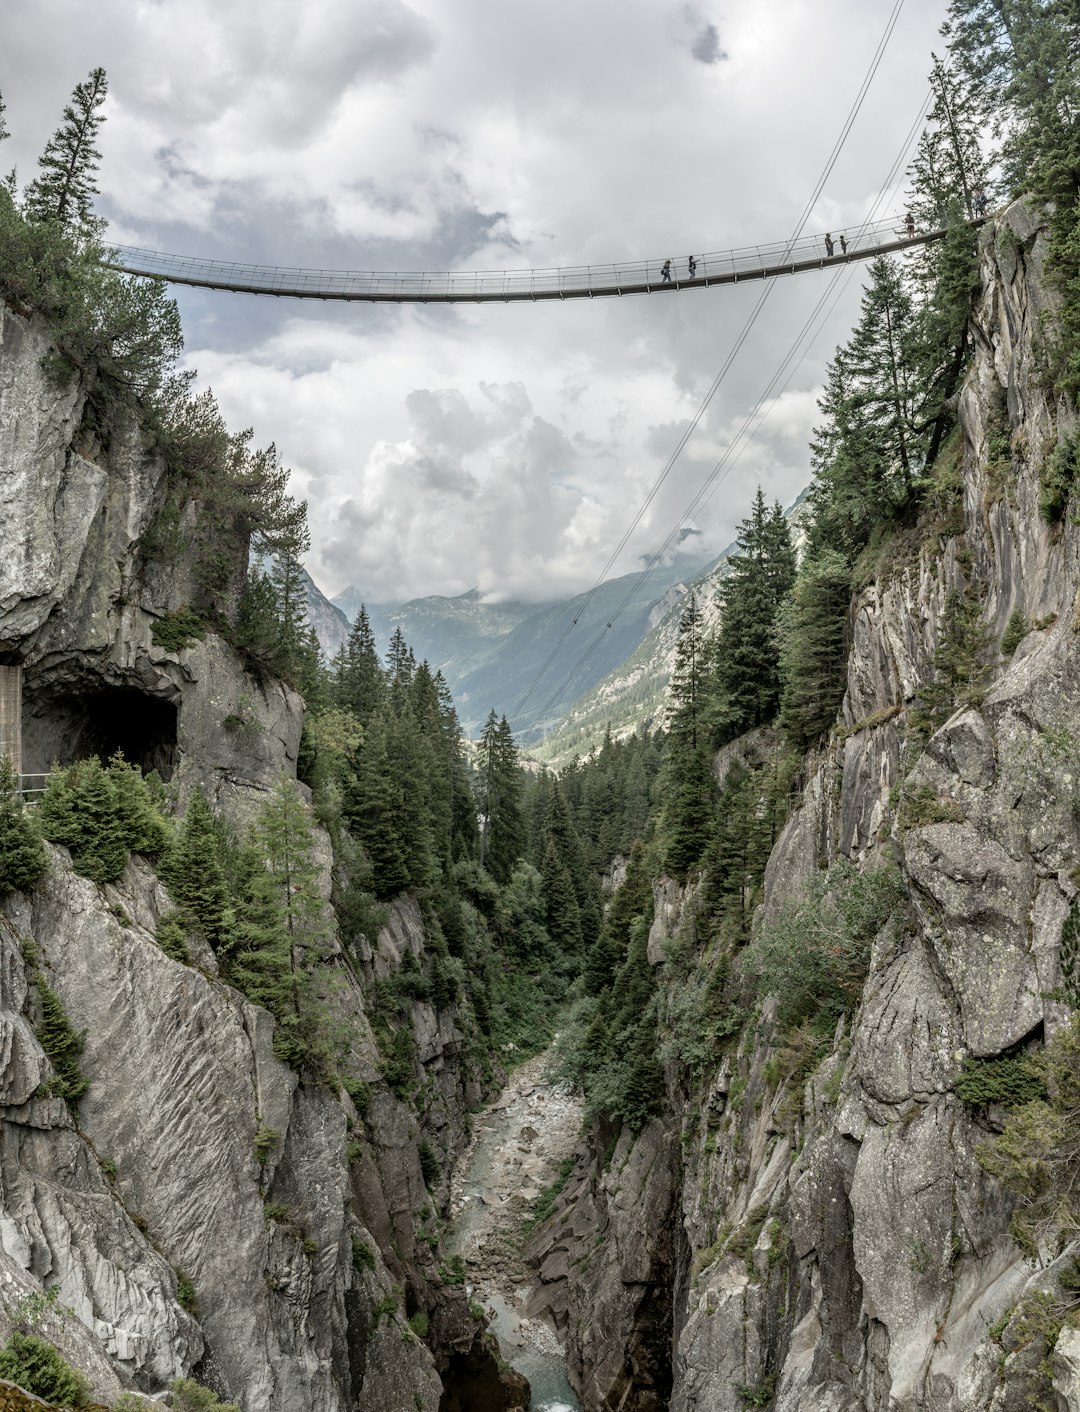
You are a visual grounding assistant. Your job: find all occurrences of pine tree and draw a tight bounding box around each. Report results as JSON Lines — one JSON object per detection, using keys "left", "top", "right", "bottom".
{"left": 541, "top": 838, "right": 583, "bottom": 952}
{"left": 333, "top": 604, "right": 385, "bottom": 723}
{"left": 24, "top": 67, "right": 109, "bottom": 231}
{"left": 807, "top": 258, "right": 922, "bottom": 557}
{"left": 38, "top": 758, "right": 127, "bottom": 884}
{"left": 230, "top": 777, "right": 332, "bottom": 1071}
{"left": 477, "top": 712, "right": 525, "bottom": 884}
{"left": 709, "top": 488, "right": 797, "bottom": 743}
{"left": 342, "top": 710, "right": 412, "bottom": 898}
{"left": 33, "top": 978, "right": 89, "bottom": 1106}
{"left": 436, "top": 671, "right": 478, "bottom": 862}
{"left": 107, "top": 753, "right": 169, "bottom": 857}
{"left": 658, "top": 593, "right": 716, "bottom": 878}
{"left": 908, "top": 55, "right": 989, "bottom": 227}
{"left": 0, "top": 757, "right": 47, "bottom": 897}
{"left": 163, "top": 788, "right": 232, "bottom": 951}
{"left": 778, "top": 549, "right": 852, "bottom": 751}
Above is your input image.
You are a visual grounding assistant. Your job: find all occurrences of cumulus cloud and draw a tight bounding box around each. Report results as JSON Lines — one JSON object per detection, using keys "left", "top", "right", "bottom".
{"left": 2, "top": 0, "right": 946, "bottom": 603}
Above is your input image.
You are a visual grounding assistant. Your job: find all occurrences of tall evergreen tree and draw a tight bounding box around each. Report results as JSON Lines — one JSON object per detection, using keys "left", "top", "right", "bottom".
{"left": 333, "top": 604, "right": 385, "bottom": 723}
{"left": 38, "top": 758, "right": 127, "bottom": 884}
{"left": 778, "top": 549, "right": 852, "bottom": 751}
{"left": 24, "top": 67, "right": 108, "bottom": 230}
{"left": 477, "top": 712, "right": 525, "bottom": 884}
{"left": 342, "top": 710, "right": 414, "bottom": 898}
{"left": 231, "top": 777, "right": 332, "bottom": 1071}
{"left": 709, "top": 488, "right": 797, "bottom": 743}
{"left": 164, "top": 788, "right": 233, "bottom": 952}
{"left": 541, "top": 838, "right": 584, "bottom": 952}
{"left": 658, "top": 592, "right": 716, "bottom": 878}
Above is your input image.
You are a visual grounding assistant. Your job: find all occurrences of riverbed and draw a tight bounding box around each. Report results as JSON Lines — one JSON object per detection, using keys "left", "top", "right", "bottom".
{"left": 447, "top": 1050, "right": 583, "bottom": 1412}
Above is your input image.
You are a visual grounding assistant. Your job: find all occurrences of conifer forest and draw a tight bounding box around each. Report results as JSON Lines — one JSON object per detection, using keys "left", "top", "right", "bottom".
{"left": 3, "top": 2, "right": 1080, "bottom": 1410}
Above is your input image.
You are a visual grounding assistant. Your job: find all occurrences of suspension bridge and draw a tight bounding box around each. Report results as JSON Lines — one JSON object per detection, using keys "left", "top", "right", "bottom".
{"left": 107, "top": 214, "right": 976, "bottom": 306}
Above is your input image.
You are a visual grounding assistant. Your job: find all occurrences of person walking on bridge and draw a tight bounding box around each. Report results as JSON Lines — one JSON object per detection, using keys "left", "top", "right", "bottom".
{"left": 824, "top": 232, "right": 834, "bottom": 257}
{"left": 688, "top": 255, "right": 697, "bottom": 278}
{"left": 905, "top": 211, "right": 915, "bottom": 238}
{"left": 840, "top": 234, "right": 848, "bottom": 254}
{"left": 661, "top": 259, "right": 672, "bottom": 283}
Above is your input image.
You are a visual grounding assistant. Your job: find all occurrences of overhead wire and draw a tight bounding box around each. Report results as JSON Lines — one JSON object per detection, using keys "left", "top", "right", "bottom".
{"left": 526, "top": 84, "right": 936, "bottom": 732}
{"left": 509, "top": 0, "right": 909, "bottom": 728}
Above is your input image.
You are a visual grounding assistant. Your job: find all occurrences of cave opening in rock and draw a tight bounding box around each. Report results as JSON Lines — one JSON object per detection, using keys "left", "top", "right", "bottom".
{"left": 22, "top": 681, "right": 179, "bottom": 781}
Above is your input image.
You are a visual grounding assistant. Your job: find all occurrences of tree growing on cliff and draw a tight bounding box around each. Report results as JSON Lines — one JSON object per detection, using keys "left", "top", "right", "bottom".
{"left": 778, "top": 549, "right": 852, "bottom": 751}
{"left": 230, "top": 777, "right": 334, "bottom": 1073}
{"left": 658, "top": 593, "right": 716, "bottom": 878}
{"left": 0, "top": 757, "right": 47, "bottom": 897}
{"left": 24, "top": 67, "right": 108, "bottom": 232}
{"left": 162, "top": 787, "right": 233, "bottom": 952}
{"left": 708, "top": 489, "right": 797, "bottom": 744}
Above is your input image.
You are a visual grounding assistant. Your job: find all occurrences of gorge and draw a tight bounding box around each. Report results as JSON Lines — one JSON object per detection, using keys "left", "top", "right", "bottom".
{"left": 4, "top": 6, "right": 1080, "bottom": 1409}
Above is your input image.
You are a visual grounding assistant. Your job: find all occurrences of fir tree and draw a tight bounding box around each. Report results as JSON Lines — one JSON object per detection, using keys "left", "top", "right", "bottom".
{"left": 477, "top": 712, "right": 525, "bottom": 884}
{"left": 24, "top": 67, "right": 108, "bottom": 231}
{"left": 107, "top": 753, "right": 169, "bottom": 857}
{"left": 163, "top": 788, "right": 232, "bottom": 951}
{"left": 342, "top": 710, "right": 412, "bottom": 898}
{"left": 778, "top": 549, "right": 852, "bottom": 751}
{"left": 658, "top": 593, "right": 716, "bottom": 878}
{"left": 38, "top": 758, "right": 127, "bottom": 884}
{"left": 541, "top": 838, "right": 583, "bottom": 952}
{"left": 0, "top": 756, "right": 47, "bottom": 897}
{"left": 333, "top": 604, "right": 385, "bottom": 723}
{"left": 709, "top": 488, "right": 797, "bottom": 743}
{"left": 33, "top": 978, "right": 89, "bottom": 1107}
{"left": 230, "top": 777, "right": 332, "bottom": 1071}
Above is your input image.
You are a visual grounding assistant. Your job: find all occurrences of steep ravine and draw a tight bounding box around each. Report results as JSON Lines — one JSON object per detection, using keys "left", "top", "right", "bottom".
{"left": 528, "top": 201, "right": 1080, "bottom": 1411}
{"left": 0, "top": 292, "right": 529, "bottom": 1411}
{"left": 447, "top": 1050, "right": 584, "bottom": 1412}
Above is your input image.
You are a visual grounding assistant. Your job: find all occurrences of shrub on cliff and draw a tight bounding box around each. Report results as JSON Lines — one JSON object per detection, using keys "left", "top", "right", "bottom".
{"left": 32, "top": 977, "right": 89, "bottom": 1108}
{"left": 168, "top": 1377, "right": 239, "bottom": 1412}
{"left": 38, "top": 755, "right": 169, "bottom": 885}
{"left": 977, "top": 1014, "right": 1080, "bottom": 1259}
{"left": 0, "top": 756, "right": 47, "bottom": 897}
{"left": 744, "top": 859, "right": 905, "bottom": 1032}
{"left": 0, "top": 1330, "right": 92, "bottom": 1407}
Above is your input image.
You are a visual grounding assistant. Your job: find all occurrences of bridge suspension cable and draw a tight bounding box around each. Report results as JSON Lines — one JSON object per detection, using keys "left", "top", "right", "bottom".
{"left": 508, "top": 0, "right": 912, "bottom": 727}
{"left": 519, "top": 72, "right": 944, "bottom": 732}
{"left": 107, "top": 215, "right": 951, "bottom": 306}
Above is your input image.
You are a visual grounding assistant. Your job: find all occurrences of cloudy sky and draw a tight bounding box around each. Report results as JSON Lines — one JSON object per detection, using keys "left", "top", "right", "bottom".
{"left": 2, "top": 0, "right": 948, "bottom": 606}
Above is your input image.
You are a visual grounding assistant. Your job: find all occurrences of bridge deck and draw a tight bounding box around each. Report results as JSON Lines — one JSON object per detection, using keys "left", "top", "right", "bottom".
{"left": 108, "top": 215, "right": 976, "bottom": 305}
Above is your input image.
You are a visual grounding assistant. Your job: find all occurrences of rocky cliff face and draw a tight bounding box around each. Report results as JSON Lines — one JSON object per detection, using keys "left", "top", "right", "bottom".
{"left": 529, "top": 200, "right": 1080, "bottom": 1411}
{"left": 0, "top": 299, "right": 513, "bottom": 1410}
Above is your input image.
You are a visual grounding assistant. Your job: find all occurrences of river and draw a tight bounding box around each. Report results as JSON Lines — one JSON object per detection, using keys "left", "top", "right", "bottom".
{"left": 447, "top": 1049, "right": 583, "bottom": 1412}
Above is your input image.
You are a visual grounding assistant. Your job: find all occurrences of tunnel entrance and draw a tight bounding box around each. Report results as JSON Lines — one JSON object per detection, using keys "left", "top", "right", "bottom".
{"left": 22, "top": 681, "right": 179, "bottom": 781}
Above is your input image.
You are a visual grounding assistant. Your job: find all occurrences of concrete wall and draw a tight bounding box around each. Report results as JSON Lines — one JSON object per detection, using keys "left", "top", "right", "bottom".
{"left": 0, "top": 666, "right": 22, "bottom": 777}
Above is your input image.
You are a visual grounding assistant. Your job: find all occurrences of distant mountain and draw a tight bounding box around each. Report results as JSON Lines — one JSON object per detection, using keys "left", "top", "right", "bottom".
{"left": 324, "top": 557, "right": 712, "bottom": 738}
{"left": 363, "top": 590, "right": 549, "bottom": 685}
{"left": 303, "top": 570, "right": 351, "bottom": 660}
{"left": 528, "top": 493, "right": 812, "bottom": 767}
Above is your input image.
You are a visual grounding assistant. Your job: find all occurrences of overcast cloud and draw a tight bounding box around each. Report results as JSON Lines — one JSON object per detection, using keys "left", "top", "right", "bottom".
{"left": 1, "top": 0, "right": 948, "bottom": 604}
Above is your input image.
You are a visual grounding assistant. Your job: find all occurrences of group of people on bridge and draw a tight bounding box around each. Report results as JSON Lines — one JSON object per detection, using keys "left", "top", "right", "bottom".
{"left": 661, "top": 256, "right": 696, "bottom": 282}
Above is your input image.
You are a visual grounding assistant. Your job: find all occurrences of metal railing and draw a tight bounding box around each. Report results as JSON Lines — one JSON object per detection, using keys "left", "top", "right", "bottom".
{"left": 107, "top": 214, "right": 970, "bottom": 305}
{"left": 18, "top": 772, "right": 49, "bottom": 800}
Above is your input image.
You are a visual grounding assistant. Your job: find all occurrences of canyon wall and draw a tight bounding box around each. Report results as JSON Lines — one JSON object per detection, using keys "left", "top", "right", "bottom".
{"left": 530, "top": 200, "right": 1080, "bottom": 1412}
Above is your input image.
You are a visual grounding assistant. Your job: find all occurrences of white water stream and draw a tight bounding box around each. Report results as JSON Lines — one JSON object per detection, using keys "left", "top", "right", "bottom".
{"left": 447, "top": 1050, "right": 583, "bottom": 1412}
